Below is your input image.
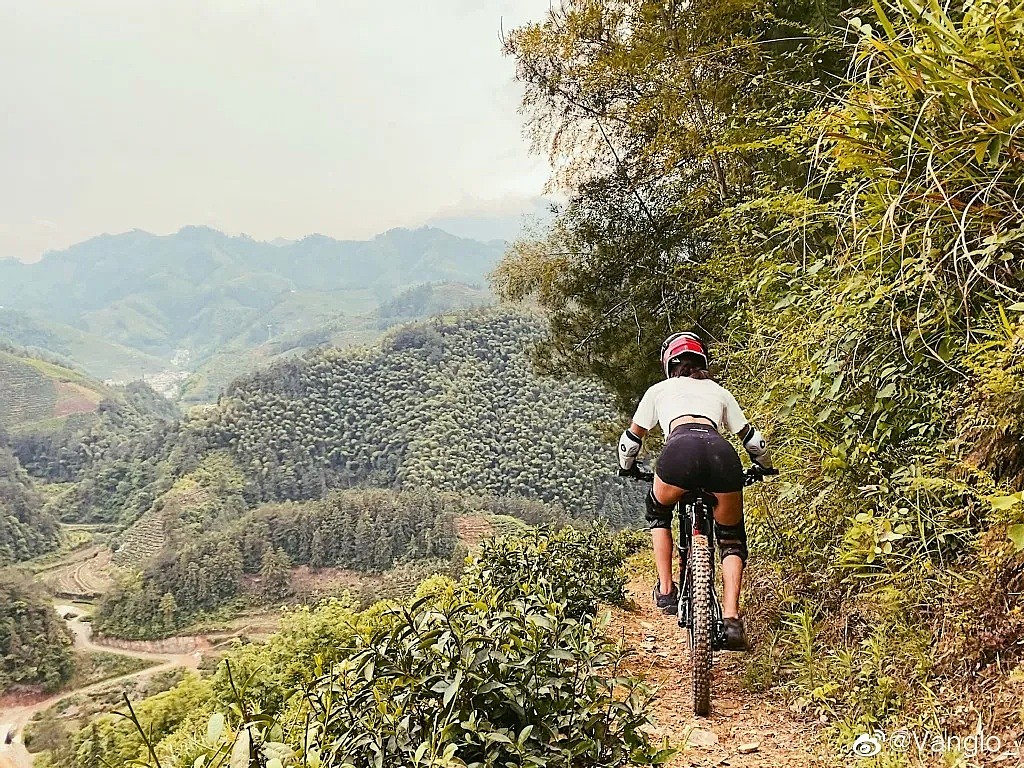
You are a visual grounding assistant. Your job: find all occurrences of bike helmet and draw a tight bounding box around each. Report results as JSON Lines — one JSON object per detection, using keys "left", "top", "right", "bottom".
{"left": 660, "top": 332, "right": 708, "bottom": 378}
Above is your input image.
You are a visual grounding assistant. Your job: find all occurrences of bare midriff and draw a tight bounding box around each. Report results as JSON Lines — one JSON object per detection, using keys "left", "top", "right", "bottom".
{"left": 669, "top": 414, "right": 717, "bottom": 432}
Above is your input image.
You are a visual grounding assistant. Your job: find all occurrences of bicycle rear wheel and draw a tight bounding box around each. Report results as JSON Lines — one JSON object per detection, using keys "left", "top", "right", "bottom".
{"left": 688, "top": 534, "right": 713, "bottom": 716}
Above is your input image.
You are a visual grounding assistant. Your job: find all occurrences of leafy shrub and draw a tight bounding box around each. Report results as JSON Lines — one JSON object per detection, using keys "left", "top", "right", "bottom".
{"left": 54, "top": 526, "right": 669, "bottom": 768}
{"left": 174, "top": 312, "right": 627, "bottom": 516}
{"left": 184, "top": 587, "right": 668, "bottom": 768}
{"left": 467, "top": 524, "right": 629, "bottom": 618}
{"left": 306, "top": 589, "right": 669, "bottom": 768}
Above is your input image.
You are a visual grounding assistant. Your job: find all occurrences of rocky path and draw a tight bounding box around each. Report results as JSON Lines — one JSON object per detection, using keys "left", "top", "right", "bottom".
{"left": 610, "top": 576, "right": 836, "bottom": 767}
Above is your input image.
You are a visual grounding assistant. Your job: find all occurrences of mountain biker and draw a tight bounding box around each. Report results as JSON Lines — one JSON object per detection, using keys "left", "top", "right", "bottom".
{"left": 617, "top": 332, "right": 774, "bottom": 651}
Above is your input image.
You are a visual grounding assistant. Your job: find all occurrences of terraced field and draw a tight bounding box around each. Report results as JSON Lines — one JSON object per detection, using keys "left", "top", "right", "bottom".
{"left": 0, "top": 350, "right": 111, "bottom": 430}
{"left": 112, "top": 509, "right": 166, "bottom": 568}
{"left": 42, "top": 546, "right": 114, "bottom": 600}
{"left": 52, "top": 381, "right": 105, "bottom": 418}
{"left": 0, "top": 352, "right": 56, "bottom": 425}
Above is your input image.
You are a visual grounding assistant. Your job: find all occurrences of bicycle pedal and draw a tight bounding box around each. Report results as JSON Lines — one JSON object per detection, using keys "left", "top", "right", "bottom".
{"left": 710, "top": 623, "right": 727, "bottom": 651}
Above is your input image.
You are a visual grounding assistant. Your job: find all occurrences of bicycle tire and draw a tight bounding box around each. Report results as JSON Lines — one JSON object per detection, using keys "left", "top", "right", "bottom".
{"left": 689, "top": 533, "right": 713, "bottom": 716}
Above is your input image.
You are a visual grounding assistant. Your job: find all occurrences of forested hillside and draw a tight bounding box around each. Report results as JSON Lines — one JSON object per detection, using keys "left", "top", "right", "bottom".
{"left": 53, "top": 311, "right": 637, "bottom": 531}
{"left": 0, "top": 428, "right": 58, "bottom": 565}
{"left": 94, "top": 486, "right": 460, "bottom": 638}
{"left": 7, "top": 369, "right": 178, "bottom": 498}
{"left": 0, "top": 345, "right": 181, "bottom": 519}
{"left": 497, "top": 0, "right": 1024, "bottom": 740}
{"left": 0, "top": 226, "right": 505, "bottom": 381}
{"left": 0, "top": 573, "right": 74, "bottom": 694}
{"left": 199, "top": 311, "right": 617, "bottom": 508}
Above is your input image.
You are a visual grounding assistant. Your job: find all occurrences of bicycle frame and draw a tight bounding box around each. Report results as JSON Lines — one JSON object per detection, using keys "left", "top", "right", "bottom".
{"left": 676, "top": 490, "right": 727, "bottom": 650}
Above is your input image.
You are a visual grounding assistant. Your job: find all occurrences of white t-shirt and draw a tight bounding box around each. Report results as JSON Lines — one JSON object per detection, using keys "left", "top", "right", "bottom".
{"left": 632, "top": 377, "right": 747, "bottom": 435}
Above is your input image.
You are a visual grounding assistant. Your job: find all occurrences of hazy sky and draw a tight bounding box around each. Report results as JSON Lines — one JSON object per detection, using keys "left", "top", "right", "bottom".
{"left": 0, "top": 1, "right": 553, "bottom": 261}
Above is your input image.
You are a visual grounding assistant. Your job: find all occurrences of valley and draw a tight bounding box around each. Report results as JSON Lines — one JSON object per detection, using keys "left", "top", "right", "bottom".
{"left": 2, "top": 0, "right": 1023, "bottom": 761}
{"left": 0, "top": 308, "right": 655, "bottom": 766}
{"left": 0, "top": 226, "right": 501, "bottom": 399}
{"left": 0, "top": 592, "right": 204, "bottom": 768}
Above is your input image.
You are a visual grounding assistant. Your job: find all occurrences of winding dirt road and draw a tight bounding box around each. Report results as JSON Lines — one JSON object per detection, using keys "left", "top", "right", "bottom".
{"left": 0, "top": 605, "right": 202, "bottom": 768}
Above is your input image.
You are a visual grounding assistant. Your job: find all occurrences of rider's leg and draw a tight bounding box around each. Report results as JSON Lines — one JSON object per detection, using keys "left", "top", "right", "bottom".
{"left": 652, "top": 528, "right": 674, "bottom": 594}
{"left": 711, "top": 491, "right": 745, "bottom": 619}
{"left": 651, "top": 476, "right": 686, "bottom": 594}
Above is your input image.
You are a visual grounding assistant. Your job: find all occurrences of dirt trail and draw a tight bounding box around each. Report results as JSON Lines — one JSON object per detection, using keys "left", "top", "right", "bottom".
{"left": 0, "top": 606, "right": 203, "bottom": 768}
{"left": 611, "top": 576, "right": 834, "bottom": 768}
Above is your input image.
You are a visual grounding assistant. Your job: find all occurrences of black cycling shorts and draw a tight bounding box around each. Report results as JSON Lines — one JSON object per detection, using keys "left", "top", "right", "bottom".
{"left": 656, "top": 423, "right": 743, "bottom": 493}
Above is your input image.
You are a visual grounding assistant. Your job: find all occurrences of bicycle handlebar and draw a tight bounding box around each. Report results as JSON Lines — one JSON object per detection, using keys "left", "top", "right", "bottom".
{"left": 619, "top": 464, "right": 778, "bottom": 486}
{"left": 617, "top": 465, "right": 654, "bottom": 482}
{"left": 743, "top": 465, "right": 779, "bottom": 486}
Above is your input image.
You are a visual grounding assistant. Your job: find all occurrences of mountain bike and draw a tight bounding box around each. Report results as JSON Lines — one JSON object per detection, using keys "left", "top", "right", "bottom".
{"left": 628, "top": 464, "right": 776, "bottom": 716}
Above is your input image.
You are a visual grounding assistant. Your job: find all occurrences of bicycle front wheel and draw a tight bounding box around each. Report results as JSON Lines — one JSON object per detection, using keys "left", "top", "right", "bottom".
{"left": 688, "top": 533, "right": 713, "bottom": 716}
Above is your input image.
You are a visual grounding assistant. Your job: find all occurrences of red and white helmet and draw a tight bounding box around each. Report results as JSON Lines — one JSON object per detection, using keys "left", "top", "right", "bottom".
{"left": 660, "top": 332, "right": 708, "bottom": 377}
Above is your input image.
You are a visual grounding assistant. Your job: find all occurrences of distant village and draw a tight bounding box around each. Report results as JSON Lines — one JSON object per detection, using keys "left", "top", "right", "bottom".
{"left": 105, "top": 349, "right": 191, "bottom": 398}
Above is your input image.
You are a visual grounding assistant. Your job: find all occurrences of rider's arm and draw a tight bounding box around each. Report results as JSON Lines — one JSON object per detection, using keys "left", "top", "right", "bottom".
{"left": 737, "top": 423, "right": 773, "bottom": 469}
{"left": 618, "top": 423, "right": 651, "bottom": 473}
{"left": 618, "top": 423, "right": 648, "bottom": 472}
{"left": 619, "top": 387, "right": 656, "bottom": 472}
{"left": 722, "top": 387, "right": 774, "bottom": 469}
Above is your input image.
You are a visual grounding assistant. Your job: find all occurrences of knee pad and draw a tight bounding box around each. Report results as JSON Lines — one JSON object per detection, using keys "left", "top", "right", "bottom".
{"left": 645, "top": 488, "right": 674, "bottom": 530}
{"left": 715, "top": 520, "right": 748, "bottom": 563}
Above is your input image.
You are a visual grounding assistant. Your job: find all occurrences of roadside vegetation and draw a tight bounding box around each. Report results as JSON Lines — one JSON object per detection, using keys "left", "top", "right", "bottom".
{"left": 66, "top": 651, "right": 160, "bottom": 690}
{"left": 496, "top": 0, "right": 1024, "bottom": 741}
{"left": 31, "top": 525, "right": 673, "bottom": 768}
{"left": 0, "top": 573, "right": 73, "bottom": 694}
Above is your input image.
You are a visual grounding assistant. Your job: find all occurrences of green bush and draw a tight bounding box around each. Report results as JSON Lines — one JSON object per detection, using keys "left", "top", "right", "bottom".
{"left": 53, "top": 526, "right": 669, "bottom": 768}
{"left": 307, "top": 589, "right": 668, "bottom": 768}
{"left": 467, "top": 524, "right": 629, "bottom": 618}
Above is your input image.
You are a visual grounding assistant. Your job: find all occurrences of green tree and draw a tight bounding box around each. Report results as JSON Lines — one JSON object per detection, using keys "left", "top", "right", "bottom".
{"left": 0, "top": 429, "right": 58, "bottom": 564}
{"left": 0, "top": 571, "right": 74, "bottom": 693}
{"left": 158, "top": 592, "right": 177, "bottom": 631}
{"left": 259, "top": 547, "right": 292, "bottom": 603}
{"left": 309, "top": 528, "right": 326, "bottom": 570}
{"left": 495, "top": 0, "right": 854, "bottom": 407}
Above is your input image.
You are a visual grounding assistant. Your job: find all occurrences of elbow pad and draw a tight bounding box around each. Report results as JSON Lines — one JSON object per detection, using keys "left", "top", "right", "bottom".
{"left": 618, "top": 429, "right": 642, "bottom": 471}
{"left": 742, "top": 425, "right": 773, "bottom": 469}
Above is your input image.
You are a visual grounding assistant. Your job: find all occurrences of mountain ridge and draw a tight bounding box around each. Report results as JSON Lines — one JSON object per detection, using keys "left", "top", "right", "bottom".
{"left": 0, "top": 226, "right": 507, "bottom": 382}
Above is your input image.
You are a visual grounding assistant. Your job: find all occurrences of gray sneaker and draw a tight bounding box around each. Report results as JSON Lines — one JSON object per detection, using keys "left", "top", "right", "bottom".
{"left": 653, "top": 581, "right": 678, "bottom": 615}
